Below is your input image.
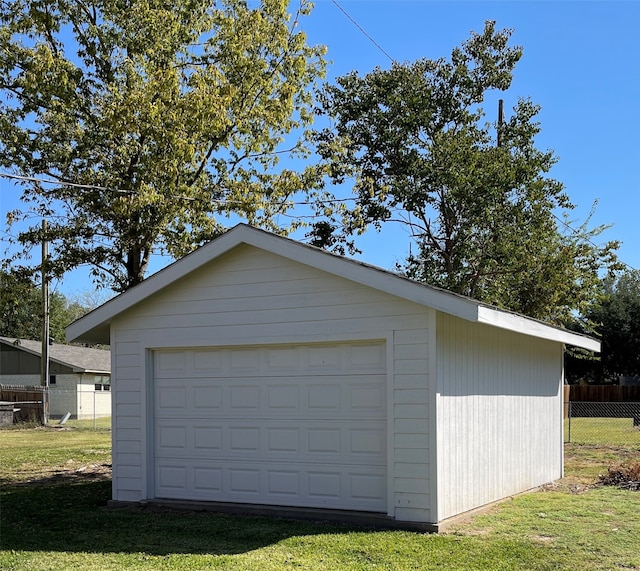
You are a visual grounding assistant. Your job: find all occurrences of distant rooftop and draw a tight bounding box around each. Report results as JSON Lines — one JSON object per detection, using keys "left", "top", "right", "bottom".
{"left": 0, "top": 337, "right": 110, "bottom": 374}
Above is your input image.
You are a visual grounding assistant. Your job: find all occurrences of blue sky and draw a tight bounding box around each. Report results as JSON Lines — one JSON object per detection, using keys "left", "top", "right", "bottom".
{"left": 1, "top": 0, "right": 638, "bottom": 298}
{"left": 299, "top": 0, "right": 640, "bottom": 274}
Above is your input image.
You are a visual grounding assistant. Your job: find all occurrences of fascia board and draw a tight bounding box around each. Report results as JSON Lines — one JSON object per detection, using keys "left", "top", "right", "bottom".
{"left": 476, "top": 305, "right": 601, "bottom": 352}
{"left": 66, "top": 224, "right": 602, "bottom": 353}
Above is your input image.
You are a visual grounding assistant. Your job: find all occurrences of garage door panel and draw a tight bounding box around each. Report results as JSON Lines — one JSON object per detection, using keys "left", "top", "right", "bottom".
{"left": 155, "top": 376, "right": 386, "bottom": 419}
{"left": 156, "top": 419, "right": 386, "bottom": 465}
{"left": 194, "top": 466, "right": 223, "bottom": 493}
{"left": 155, "top": 459, "right": 387, "bottom": 511}
{"left": 155, "top": 343, "right": 387, "bottom": 378}
{"left": 154, "top": 342, "right": 387, "bottom": 512}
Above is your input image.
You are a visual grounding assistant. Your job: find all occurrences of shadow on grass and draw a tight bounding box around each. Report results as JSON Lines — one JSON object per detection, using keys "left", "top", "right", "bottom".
{"left": 0, "top": 464, "right": 112, "bottom": 489}
{"left": 0, "top": 478, "right": 358, "bottom": 557}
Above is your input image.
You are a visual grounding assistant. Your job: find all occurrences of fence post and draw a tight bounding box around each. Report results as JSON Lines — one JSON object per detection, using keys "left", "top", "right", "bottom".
{"left": 568, "top": 401, "right": 572, "bottom": 443}
{"left": 93, "top": 390, "right": 97, "bottom": 430}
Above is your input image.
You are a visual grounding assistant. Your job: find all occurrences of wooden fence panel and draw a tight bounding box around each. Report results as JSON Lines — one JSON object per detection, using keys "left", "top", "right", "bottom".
{"left": 0, "top": 385, "right": 45, "bottom": 423}
{"left": 569, "top": 385, "right": 640, "bottom": 402}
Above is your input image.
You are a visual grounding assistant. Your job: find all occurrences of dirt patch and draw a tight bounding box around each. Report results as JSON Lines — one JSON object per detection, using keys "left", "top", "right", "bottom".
{"left": 530, "top": 535, "right": 555, "bottom": 544}
{"left": 539, "top": 480, "right": 593, "bottom": 494}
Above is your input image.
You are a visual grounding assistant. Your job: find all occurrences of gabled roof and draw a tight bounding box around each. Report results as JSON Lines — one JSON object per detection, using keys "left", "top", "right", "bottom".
{"left": 66, "top": 224, "right": 600, "bottom": 352}
{"left": 0, "top": 337, "right": 111, "bottom": 374}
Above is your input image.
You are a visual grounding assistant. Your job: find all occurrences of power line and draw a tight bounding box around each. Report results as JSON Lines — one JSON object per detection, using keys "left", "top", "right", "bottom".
{"left": 551, "top": 210, "right": 636, "bottom": 272}
{"left": 0, "top": 171, "right": 357, "bottom": 206}
{"left": 2, "top": 172, "right": 635, "bottom": 271}
{"left": 330, "top": 0, "right": 396, "bottom": 64}
{"left": 1, "top": 172, "right": 137, "bottom": 195}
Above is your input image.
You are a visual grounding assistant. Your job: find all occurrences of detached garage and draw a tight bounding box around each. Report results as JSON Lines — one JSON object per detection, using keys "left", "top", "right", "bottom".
{"left": 67, "top": 224, "right": 599, "bottom": 530}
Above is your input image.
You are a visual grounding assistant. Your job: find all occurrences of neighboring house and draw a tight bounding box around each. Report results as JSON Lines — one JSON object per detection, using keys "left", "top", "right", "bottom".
{"left": 0, "top": 337, "right": 111, "bottom": 419}
{"left": 66, "top": 224, "right": 599, "bottom": 530}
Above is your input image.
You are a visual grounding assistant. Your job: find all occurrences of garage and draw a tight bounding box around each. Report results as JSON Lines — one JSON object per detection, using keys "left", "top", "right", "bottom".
{"left": 153, "top": 342, "right": 388, "bottom": 512}
{"left": 67, "top": 224, "right": 600, "bottom": 529}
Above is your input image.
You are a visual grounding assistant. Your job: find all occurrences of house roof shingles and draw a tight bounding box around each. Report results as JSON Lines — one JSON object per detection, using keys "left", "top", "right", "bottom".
{"left": 0, "top": 337, "right": 110, "bottom": 374}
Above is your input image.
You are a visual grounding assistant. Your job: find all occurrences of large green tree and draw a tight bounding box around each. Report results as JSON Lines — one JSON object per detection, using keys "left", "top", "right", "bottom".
{"left": 590, "top": 270, "right": 640, "bottom": 381}
{"left": 1, "top": 0, "right": 326, "bottom": 292}
{"left": 0, "top": 269, "right": 89, "bottom": 342}
{"left": 312, "top": 21, "right": 618, "bottom": 323}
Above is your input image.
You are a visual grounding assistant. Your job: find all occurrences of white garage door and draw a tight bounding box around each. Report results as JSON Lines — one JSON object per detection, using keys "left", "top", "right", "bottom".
{"left": 153, "top": 341, "right": 387, "bottom": 513}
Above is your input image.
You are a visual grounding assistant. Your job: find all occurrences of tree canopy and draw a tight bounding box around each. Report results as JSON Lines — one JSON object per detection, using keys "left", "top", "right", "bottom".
{"left": 312, "top": 21, "right": 619, "bottom": 323}
{"left": 0, "top": 269, "right": 89, "bottom": 342}
{"left": 590, "top": 270, "right": 640, "bottom": 381}
{"left": 1, "top": 0, "right": 326, "bottom": 292}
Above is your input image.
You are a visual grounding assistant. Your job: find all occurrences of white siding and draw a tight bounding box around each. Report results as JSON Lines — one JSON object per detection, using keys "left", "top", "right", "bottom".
{"left": 110, "top": 245, "right": 433, "bottom": 522}
{"left": 76, "top": 374, "right": 112, "bottom": 419}
{"left": 49, "top": 374, "right": 80, "bottom": 417}
{"left": 435, "top": 312, "right": 563, "bottom": 521}
{"left": 111, "top": 340, "right": 144, "bottom": 502}
{"left": 391, "top": 327, "right": 432, "bottom": 522}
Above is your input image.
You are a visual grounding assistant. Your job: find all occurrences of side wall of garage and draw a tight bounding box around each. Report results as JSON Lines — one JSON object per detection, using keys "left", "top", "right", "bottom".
{"left": 435, "top": 312, "right": 564, "bottom": 522}
{"left": 109, "top": 244, "right": 435, "bottom": 524}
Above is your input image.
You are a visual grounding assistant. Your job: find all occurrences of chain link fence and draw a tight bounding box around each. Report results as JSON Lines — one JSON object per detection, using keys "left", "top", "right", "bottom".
{"left": 1, "top": 385, "right": 111, "bottom": 428}
{"left": 565, "top": 401, "right": 640, "bottom": 446}
{"left": 48, "top": 389, "right": 111, "bottom": 429}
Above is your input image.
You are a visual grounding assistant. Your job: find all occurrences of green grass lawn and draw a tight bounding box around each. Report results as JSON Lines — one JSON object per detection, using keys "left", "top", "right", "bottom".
{"left": 564, "top": 416, "right": 640, "bottom": 446}
{"left": 1, "top": 426, "right": 639, "bottom": 571}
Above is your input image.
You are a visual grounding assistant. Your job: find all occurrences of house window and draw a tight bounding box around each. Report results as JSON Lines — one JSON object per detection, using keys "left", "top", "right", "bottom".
{"left": 93, "top": 375, "right": 110, "bottom": 391}
{"left": 49, "top": 375, "right": 56, "bottom": 385}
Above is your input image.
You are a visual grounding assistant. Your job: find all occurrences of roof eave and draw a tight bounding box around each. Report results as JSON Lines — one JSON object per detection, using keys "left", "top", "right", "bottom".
{"left": 476, "top": 306, "right": 601, "bottom": 352}
{"left": 65, "top": 224, "right": 601, "bottom": 352}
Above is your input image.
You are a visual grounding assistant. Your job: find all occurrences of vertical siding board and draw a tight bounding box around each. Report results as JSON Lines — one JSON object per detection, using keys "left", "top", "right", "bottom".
{"left": 436, "top": 312, "right": 563, "bottom": 521}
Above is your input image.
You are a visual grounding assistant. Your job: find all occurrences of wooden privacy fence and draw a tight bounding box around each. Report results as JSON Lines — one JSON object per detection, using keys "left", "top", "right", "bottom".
{"left": 0, "top": 385, "right": 45, "bottom": 424}
{"left": 569, "top": 385, "right": 640, "bottom": 402}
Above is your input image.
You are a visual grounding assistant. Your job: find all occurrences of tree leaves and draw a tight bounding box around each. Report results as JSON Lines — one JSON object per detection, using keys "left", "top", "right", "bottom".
{"left": 313, "top": 21, "right": 619, "bottom": 323}
{"left": 0, "top": 268, "right": 91, "bottom": 342}
{"left": 1, "top": 0, "right": 326, "bottom": 291}
{"left": 591, "top": 270, "right": 640, "bottom": 379}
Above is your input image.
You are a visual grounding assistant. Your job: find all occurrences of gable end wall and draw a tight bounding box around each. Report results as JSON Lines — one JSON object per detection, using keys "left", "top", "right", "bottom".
{"left": 110, "top": 245, "right": 434, "bottom": 523}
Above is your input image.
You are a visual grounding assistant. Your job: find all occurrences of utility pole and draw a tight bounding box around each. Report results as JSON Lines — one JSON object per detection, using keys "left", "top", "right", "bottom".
{"left": 41, "top": 219, "right": 50, "bottom": 425}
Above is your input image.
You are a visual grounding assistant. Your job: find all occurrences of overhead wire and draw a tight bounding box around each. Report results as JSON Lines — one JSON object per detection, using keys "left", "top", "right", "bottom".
{"left": 330, "top": 0, "right": 396, "bottom": 64}
{"left": 1, "top": 172, "right": 137, "bottom": 195}
{"left": 0, "top": 171, "right": 357, "bottom": 206}
{"left": 1, "top": 2, "right": 634, "bottom": 272}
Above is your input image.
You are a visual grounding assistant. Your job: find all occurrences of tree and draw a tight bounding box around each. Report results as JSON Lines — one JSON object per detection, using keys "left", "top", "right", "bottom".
{"left": 0, "top": 268, "right": 41, "bottom": 341}
{"left": 1, "top": 0, "right": 326, "bottom": 292}
{"left": 312, "top": 21, "right": 618, "bottom": 323}
{"left": 588, "top": 270, "right": 640, "bottom": 381}
{"left": 0, "top": 268, "right": 90, "bottom": 342}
